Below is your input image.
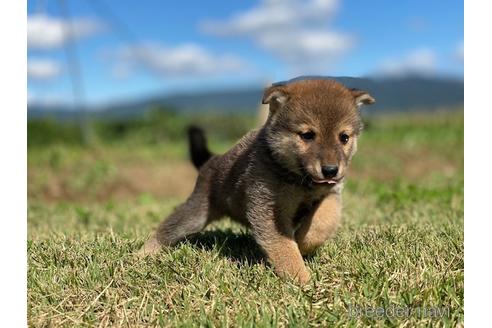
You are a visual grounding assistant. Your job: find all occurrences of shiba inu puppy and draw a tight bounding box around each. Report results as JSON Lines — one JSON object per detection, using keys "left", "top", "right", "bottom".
{"left": 139, "top": 79, "right": 375, "bottom": 284}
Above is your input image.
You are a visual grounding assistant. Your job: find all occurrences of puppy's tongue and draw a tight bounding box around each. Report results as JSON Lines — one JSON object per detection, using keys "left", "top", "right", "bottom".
{"left": 312, "top": 178, "right": 337, "bottom": 185}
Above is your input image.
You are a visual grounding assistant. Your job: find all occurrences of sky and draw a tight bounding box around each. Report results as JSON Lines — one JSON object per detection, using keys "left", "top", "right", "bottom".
{"left": 27, "top": 0, "right": 464, "bottom": 107}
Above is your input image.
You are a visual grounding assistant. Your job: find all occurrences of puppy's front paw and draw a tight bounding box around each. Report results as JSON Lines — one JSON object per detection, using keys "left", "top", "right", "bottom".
{"left": 275, "top": 264, "right": 311, "bottom": 285}
{"left": 136, "top": 236, "right": 162, "bottom": 258}
{"left": 296, "top": 268, "right": 311, "bottom": 285}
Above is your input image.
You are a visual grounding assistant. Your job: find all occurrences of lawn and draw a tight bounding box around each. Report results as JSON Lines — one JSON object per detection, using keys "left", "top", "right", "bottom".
{"left": 27, "top": 111, "right": 464, "bottom": 327}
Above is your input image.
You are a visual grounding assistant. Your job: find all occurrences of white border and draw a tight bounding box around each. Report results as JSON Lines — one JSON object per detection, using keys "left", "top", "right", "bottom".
{"left": 0, "top": 0, "right": 27, "bottom": 325}
{"left": 464, "top": 1, "right": 492, "bottom": 327}
{"left": 0, "top": 0, "right": 479, "bottom": 326}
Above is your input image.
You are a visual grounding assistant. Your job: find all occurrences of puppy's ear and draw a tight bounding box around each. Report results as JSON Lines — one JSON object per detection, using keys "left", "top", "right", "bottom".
{"left": 262, "top": 85, "right": 289, "bottom": 111}
{"left": 351, "top": 89, "right": 375, "bottom": 107}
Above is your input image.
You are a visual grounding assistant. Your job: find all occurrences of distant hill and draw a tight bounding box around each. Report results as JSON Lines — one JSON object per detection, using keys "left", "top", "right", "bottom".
{"left": 28, "top": 75, "right": 463, "bottom": 121}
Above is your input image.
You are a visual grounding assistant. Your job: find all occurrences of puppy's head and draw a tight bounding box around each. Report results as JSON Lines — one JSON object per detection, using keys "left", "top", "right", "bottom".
{"left": 262, "top": 79, "right": 375, "bottom": 186}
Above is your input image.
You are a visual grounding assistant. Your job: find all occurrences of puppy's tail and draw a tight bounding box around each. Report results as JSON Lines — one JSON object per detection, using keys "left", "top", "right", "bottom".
{"left": 187, "top": 125, "right": 213, "bottom": 169}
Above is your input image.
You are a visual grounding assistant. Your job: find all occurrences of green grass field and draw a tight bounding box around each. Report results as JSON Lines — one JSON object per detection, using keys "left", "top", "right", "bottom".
{"left": 27, "top": 112, "right": 464, "bottom": 327}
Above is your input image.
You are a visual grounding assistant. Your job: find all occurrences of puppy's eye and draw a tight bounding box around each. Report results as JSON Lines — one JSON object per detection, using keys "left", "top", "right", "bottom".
{"left": 339, "top": 133, "right": 350, "bottom": 144}
{"left": 299, "top": 131, "right": 316, "bottom": 141}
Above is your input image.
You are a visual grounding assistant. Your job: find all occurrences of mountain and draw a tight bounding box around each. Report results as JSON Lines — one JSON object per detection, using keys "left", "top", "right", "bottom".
{"left": 27, "top": 75, "right": 463, "bottom": 121}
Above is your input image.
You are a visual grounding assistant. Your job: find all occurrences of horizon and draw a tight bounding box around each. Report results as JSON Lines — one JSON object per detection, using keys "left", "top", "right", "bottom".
{"left": 27, "top": 73, "right": 464, "bottom": 110}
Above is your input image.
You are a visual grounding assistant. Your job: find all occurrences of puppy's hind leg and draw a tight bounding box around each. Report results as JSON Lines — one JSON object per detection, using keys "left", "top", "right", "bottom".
{"left": 138, "top": 189, "right": 216, "bottom": 256}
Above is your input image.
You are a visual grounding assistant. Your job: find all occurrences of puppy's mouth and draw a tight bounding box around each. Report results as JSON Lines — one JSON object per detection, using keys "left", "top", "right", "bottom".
{"left": 311, "top": 176, "right": 344, "bottom": 185}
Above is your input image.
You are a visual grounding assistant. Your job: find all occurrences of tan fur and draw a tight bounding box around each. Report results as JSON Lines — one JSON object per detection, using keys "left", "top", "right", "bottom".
{"left": 296, "top": 194, "right": 341, "bottom": 255}
{"left": 139, "top": 79, "right": 375, "bottom": 284}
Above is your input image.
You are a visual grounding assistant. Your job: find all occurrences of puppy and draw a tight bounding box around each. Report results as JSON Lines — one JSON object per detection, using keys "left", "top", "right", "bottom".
{"left": 139, "top": 79, "right": 375, "bottom": 284}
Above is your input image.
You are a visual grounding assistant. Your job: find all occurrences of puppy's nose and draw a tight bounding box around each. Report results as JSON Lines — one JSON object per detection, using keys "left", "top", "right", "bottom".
{"left": 321, "top": 165, "right": 338, "bottom": 178}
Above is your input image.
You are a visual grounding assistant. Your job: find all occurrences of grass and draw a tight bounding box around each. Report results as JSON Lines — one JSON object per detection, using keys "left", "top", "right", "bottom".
{"left": 27, "top": 111, "right": 463, "bottom": 327}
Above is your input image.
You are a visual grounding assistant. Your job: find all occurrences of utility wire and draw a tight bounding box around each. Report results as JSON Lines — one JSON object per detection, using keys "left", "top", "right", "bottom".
{"left": 35, "top": 0, "right": 48, "bottom": 15}
{"left": 85, "top": 0, "right": 137, "bottom": 44}
{"left": 57, "top": 0, "right": 92, "bottom": 144}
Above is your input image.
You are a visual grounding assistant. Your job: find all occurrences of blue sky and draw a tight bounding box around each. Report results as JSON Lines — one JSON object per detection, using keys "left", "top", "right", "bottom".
{"left": 27, "top": 0, "right": 464, "bottom": 106}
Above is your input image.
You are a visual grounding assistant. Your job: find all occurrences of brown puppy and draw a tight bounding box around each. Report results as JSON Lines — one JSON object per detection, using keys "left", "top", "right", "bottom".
{"left": 139, "top": 79, "right": 375, "bottom": 284}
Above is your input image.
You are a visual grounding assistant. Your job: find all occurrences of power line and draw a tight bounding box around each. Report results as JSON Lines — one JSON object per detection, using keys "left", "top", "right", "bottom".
{"left": 57, "top": 0, "right": 92, "bottom": 144}
{"left": 85, "top": 0, "right": 137, "bottom": 44}
{"left": 55, "top": 0, "right": 140, "bottom": 146}
{"left": 35, "top": 0, "right": 48, "bottom": 15}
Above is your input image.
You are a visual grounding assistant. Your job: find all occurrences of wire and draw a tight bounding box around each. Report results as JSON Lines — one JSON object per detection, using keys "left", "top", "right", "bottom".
{"left": 57, "top": 0, "right": 92, "bottom": 144}
{"left": 34, "top": 0, "right": 48, "bottom": 15}
{"left": 85, "top": 0, "right": 137, "bottom": 44}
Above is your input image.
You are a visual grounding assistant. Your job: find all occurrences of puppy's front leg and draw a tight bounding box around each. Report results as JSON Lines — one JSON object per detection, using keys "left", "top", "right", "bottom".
{"left": 250, "top": 209, "right": 310, "bottom": 284}
{"left": 296, "top": 193, "right": 341, "bottom": 255}
{"left": 258, "top": 234, "right": 310, "bottom": 284}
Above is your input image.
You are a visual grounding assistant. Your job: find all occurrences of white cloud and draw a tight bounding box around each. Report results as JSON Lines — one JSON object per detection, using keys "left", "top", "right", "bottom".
{"left": 257, "top": 30, "right": 353, "bottom": 72}
{"left": 202, "top": 0, "right": 338, "bottom": 35}
{"left": 376, "top": 48, "right": 438, "bottom": 77}
{"left": 111, "top": 42, "right": 247, "bottom": 78}
{"left": 27, "top": 14, "right": 104, "bottom": 49}
{"left": 27, "top": 91, "right": 67, "bottom": 107}
{"left": 27, "top": 58, "right": 62, "bottom": 80}
{"left": 200, "top": 0, "right": 353, "bottom": 74}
